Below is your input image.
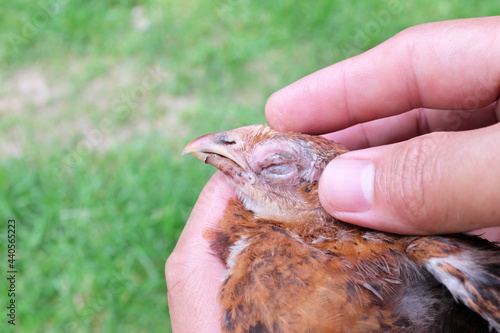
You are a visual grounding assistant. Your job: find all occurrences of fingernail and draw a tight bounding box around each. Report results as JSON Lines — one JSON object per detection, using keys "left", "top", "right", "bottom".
{"left": 320, "top": 159, "right": 374, "bottom": 213}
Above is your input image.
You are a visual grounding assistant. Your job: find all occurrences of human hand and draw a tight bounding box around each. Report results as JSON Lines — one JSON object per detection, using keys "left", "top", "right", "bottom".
{"left": 266, "top": 17, "right": 500, "bottom": 239}
{"left": 166, "top": 173, "right": 233, "bottom": 333}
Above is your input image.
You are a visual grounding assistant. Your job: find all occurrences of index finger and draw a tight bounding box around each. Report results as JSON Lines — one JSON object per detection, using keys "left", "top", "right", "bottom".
{"left": 265, "top": 17, "right": 500, "bottom": 134}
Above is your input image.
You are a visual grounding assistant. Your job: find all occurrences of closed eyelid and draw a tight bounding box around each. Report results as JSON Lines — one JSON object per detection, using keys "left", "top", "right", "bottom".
{"left": 276, "top": 152, "right": 294, "bottom": 159}
{"left": 263, "top": 163, "right": 296, "bottom": 175}
{"left": 260, "top": 153, "right": 295, "bottom": 169}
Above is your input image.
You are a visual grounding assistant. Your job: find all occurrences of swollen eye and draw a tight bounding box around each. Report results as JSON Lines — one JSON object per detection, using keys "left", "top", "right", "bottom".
{"left": 263, "top": 163, "right": 296, "bottom": 176}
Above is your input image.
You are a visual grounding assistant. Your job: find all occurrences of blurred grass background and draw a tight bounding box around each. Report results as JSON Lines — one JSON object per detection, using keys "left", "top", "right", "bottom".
{"left": 0, "top": 1, "right": 498, "bottom": 331}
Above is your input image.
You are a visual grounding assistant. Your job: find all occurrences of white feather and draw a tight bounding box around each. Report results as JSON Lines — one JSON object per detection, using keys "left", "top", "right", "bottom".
{"left": 227, "top": 235, "right": 250, "bottom": 273}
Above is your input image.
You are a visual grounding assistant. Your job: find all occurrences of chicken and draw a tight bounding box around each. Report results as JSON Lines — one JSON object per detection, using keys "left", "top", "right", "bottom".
{"left": 183, "top": 124, "right": 500, "bottom": 333}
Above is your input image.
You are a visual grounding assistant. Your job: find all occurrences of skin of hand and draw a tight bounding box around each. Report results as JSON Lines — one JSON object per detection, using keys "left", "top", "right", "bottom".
{"left": 166, "top": 17, "right": 500, "bottom": 332}
{"left": 166, "top": 172, "right": 232, "bottom": 333}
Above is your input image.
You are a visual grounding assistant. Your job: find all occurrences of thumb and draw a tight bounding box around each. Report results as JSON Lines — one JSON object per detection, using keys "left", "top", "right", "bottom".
{"left": 319, "top": 124, "right": 500, "bottom": 235}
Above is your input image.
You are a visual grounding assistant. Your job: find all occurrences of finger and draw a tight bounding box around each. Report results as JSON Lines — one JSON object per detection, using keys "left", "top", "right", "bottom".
{"left": 319, "top": 123, "right": 500, "bottom": 235}
{"left": 266, "top": 17, "right": 500, "bottom": 134}
{"left": 323, "top": 103, "right": 498, "bottom": 150}
{"left": 469, "top": 226, "right": 500, "bottom": 242}
{"left": 166, "top": 172, "right": 233, "bottom": 333}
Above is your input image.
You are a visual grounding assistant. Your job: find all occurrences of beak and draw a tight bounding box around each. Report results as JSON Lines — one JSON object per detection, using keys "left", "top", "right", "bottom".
{"left": 182, "top": 131, "right": 247, "bottom": 171}
{"left": 182, "top": 133, "right": 218, "bottom": 160}
{"left": 183, "top": 125, "right": 272, "bottom": 185}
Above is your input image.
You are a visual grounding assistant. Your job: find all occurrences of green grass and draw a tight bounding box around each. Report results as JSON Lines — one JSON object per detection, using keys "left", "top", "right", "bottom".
{"left": 0, "top": 1, "right": 499, "bottom": 331}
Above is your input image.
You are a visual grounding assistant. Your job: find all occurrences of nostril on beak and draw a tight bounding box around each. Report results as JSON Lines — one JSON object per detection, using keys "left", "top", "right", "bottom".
{"left": 223, "top": 139, "right": 236, "bottom": 145}
{"left": 214, "top": 133, "right": 236, "bottom": 145}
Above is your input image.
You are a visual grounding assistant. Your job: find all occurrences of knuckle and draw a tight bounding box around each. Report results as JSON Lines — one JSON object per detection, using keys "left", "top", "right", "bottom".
{"left": 389, "top": 133, "right": 444, "bottom": 226}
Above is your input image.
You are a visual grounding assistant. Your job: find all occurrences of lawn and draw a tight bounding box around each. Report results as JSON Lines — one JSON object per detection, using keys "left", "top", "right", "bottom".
{"left": 0, "top": 1, "right": 498, "bottom": 331}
